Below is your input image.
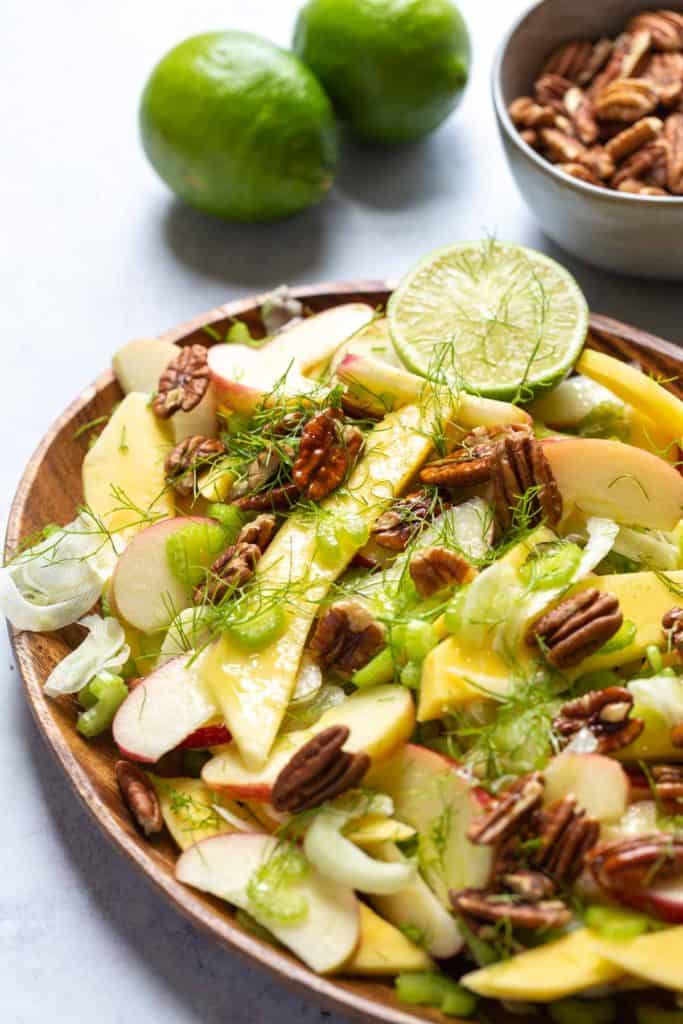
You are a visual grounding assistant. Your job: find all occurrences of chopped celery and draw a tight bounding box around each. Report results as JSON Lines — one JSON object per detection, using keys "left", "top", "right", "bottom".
{"left": 400, "top": 660, "right": 422, "bottom": 689}
{"left": 395, "top": 972, "right": 477, "bottom": 1018}
{"left": 596, "top": 619, "right": 637, "bottom": 655}
{"left": 77, "top": 674, "right": 128, "bottom": 738}
{"left": 572, "top": 669, "right": 623, "bottom": 696}
{"left": 166, "top": 522, "right": 227, "bottom": 588}
{"left": 227, "top": 605, "right": 287, "bottom": 650}
{"left": 519, "top": 541, "right": 582, "bottom": 591}
{"left": 584, "top": 904, "right": 651, "bottom": 940}
{"left": 402, "top": 619, "right": 439, "bottom": 662}
{"left": 646, "top": 644, "right": 664, "bottom": 674}
{"left": 352, "top": 647, "right": 395, "bottom": 688}
{"left": 226, "top": 321, "right": 258, "bottom": 346}
{"left": 444, "top": 586, "right": 467, "bottom": 634}
{"left": 206, "top": 503, "right": 247, "bottom": 544}
{"left": 316, "top": 518, "right": 342, "bottom": 565}
{"left": 550, "top": 997, "right": 616, "bottom": 1024}
{"left": 636, "top": 1008, "right": 683, "bottom": 1024}
{"left": 338, "top": 514, "right": 370, "bottom": 547}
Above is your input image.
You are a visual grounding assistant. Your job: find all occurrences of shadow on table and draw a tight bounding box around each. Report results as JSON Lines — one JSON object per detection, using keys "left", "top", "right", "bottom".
{"left": 19, "top": 697, "right": 345, "bottom": 1024}
{"left": 162, "top": 197, "right": 335, "bottom": 289}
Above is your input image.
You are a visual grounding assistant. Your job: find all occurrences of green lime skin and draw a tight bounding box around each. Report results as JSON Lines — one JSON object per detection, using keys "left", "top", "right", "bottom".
{"left": 140, "top": 32, "right": 338, "bottom": 222}
{"left": 293, "top": 0, "right": 470, "bottom": 145}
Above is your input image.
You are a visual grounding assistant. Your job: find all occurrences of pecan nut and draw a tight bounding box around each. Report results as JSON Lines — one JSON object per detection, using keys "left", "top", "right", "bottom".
{"left": 508, "top": 96, "right": 557, "bottom": 129}
{"left": 230, "top": 448, "right": 284, "bottom": 500}
{"left": 409, "top": 546, "right": 476, "bottom": 598}
{"left": 492, "top": 435, "right": 562, "bottom": 532}
{"left": 644, "top": 53, "right": 683, "bottom": 105}
{"left": 594, "top": 77, "right": 659, "bottom": 122}
{"left": 541, "top": 40, "right": 596, "bottom": 83}
{"left": 115, "top": 760, "right": 163, "bottom": 836}
{"left": 467, "top": 772, "right": 545, "bottom": 846}
{"left": 587, "top": 834, "right": 683, "bottom": 915}
{"left": 553, "top": 685, "right": 644, "bottom": 754}
{"left": 557, "top": 161, "right": 601, "bottom": 185}
{"left": 527, "top": 588, "right": 623, "bottom": 668}
{"left": 271, "top": 725, "right": 370, "bottom": 814}
{"left": 236, "top": 513, "right": 278, "bottom": 552}
{"left": 196, "top": 541, "right": 261, "bottom": 604}
{"left": 531, "top": 795, "right": 600, "bottom": 884}
{"left": 451, "top": 888, "right": 571, "bottom": 930}
{"left": 502, "top": 869, "right": 557, "bottom": 901}
{"left": 564, "top": 86, "right": 599, "bottom": 144}
{"left": 534, "top": 74, "right": 574, "bottom": 110}
{"left": 292, "top": 408, "right": 364, "bottom": 501}
{"left": 627, "top": 11, "right": 683, "bottom": 52}
{"left": 233, "top": 482, "right": 300, "bottom": 512}
{"left": 153, "top": 344, "right": 210, "bottom": 419}
{"left": 372, "top": 491, "right": 442, "bottom": 551}
{"left": 605, "top": 115, "right": 664, "bottom": 161}
{"left": 164, "top": 435, "right": 226, "bottom": 495}
{"left": 649, "top": 764, "right": 683, "bottom": 800}
{"left": 540, "top": 127, "right": 587, "bottom": 164}
{"left": 309, "top": 600, "right": 385, "bottom": 676}
{"left": 665, "top": 113, "right": 683, "bottom": 192}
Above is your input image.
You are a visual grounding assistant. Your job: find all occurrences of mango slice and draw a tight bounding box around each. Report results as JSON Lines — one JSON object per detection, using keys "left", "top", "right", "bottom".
{"left": 593, "top": 928, "right": 683, "bottom": 992}
{"left": 344, "top": 904, "right": 433, "bottom": 976}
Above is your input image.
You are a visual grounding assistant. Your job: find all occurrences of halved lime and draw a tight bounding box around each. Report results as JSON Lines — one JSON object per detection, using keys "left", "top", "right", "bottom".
{"left": 387, "top": 240, "right": 589, "bottom": 401}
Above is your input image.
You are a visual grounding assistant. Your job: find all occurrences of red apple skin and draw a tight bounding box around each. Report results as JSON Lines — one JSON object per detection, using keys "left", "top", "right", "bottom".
{"left": 615, "top": 881, "right": 683, "bottom": 924}
{"left": 114, "top": 743, "right": 157, "bottom": 765}
{"left": 178, "top": 725, "right": 231, "bottom": 750}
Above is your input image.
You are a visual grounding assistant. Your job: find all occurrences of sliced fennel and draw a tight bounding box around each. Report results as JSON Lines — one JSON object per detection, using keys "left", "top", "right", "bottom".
{"left": 628, "top": 674, "right": 683, "bottom": 727}
{"left": 0, "top": 515, "right": 119, "bottom": 632}
{"left": 44, "top": 615, "right": 130, "bottom": 696}
{"left": 612, "top": 525, "right": 681, "bottom": 572}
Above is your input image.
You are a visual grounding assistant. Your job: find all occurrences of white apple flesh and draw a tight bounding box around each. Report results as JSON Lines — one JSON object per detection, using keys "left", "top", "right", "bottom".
{"left": 543, "top": 753, "right": 629, "bottom": 823}
{"left": 112, "top": 338, "right": 179, "bottom": 395}
{"left": 266, "top": 302, "right": 375, "bottom": 375}
{"left": 112, "top": 516, "right": 213, "bottom": 634}
{"left": 176, "top": 832, "right": 361, "bottom": 973}
{"left": 113, "top": 650, "right": 216, "bottom": 763}
{"left": 208, "top": 343, "right": 315, "bottom": 414}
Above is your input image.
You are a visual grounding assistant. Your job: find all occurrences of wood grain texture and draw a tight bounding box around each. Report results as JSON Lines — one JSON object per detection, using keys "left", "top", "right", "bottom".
{"left": 5, "top": 282, "right": 682, "bottom": 1024}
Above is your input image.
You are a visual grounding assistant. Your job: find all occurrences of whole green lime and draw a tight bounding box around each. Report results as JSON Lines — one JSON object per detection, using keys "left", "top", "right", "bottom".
{"left": 140, "top": 31, "right": 338, "bottom": 222}
{"left": 293, "top": 0, "right": 470, "bottom": 145}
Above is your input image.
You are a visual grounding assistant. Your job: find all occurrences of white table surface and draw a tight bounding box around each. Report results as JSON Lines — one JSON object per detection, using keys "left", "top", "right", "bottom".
{"left": 3, "top": 1, "right": 683, "bottom": 1020}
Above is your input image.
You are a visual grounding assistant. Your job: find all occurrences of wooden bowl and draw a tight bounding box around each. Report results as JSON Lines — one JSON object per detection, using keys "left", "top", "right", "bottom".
{"left": 6, "top": 282, "right": 683, "bottom": 1024}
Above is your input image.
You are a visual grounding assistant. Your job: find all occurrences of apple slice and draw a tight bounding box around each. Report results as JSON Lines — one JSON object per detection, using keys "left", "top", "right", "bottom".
{"left": 593, "top": 926, "right": 683, "bottom": 989}
{"left": 365, "top": 744, "right": 493, "bottom": 906}
{"left": 335, "top": 352, "right": 531, "bottom": 428}
{"left": 202, "top": 684, "right": 415, "bottom": 800}
{"left": 149, "top": 775, "right": 249, "bottom": 849}
{"left": 112, "top": 516, "right": 214, "bottom": 633}
{"left": 370, "top": 842, "right": 464, "bottom": 958}
{"left": 113, "top": 650, "right": 217, "bottom": 762}
{"left": 112, "top": 338, "right": 178, "bottom": 394}
{"left": 543, "top": 752, "right": 629, "bottom": 823}
{"left": 541, "top": 438, "right": 683, "bottom": 530}
{"left": 327, "top": 318, "right": 400, "bottom": 378}
{"left": 178, "top": 724, "right": 231, "bottom": 749}
{"left": 82, "top": 393, "right": 174, "bottom": 536}
{"left": 266, "top": 303, "right": 375, "bottom": 376}
{"left": 208, "top": 343, "right": 315, "bottom": 414}
{"left": 176, "top": 833, "right": 360, "bottom": 974}
{"left": 345, "top": 903, "right": 433, "bottom": 976}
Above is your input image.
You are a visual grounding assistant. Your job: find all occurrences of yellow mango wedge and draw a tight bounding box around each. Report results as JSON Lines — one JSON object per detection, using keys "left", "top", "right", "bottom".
{"left": 344, "top": 904, "right": 433, "bottom": 976}
{"left": 149, "top": 775, "right": 258, "bottom": 850}
{"left": 461, "top": 929, "right": 624, "bottom": 1001}
{"left": 345, "top": 815, "right": 415, "bottom": 847}
{"left": 592, "top": 928, "right": 683, "bottom": 992}
{"left": 578, "top": 348, "right": 683, "bottom": 445}
{"left": 82, "top": 392, "right": 174, "bottom": 535}
{"left": 204, "top": 403, "right": 449, "bottom": 770}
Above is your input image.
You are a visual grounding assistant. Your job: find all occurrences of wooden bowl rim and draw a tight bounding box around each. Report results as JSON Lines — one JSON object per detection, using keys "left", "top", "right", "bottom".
{"left": 6, "top": 280, "right": 683, "bottom": 1024}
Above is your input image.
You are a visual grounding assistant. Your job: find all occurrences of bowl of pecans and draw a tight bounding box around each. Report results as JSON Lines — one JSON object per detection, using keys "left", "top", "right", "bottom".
{"left": 493, "top": 1, "right": 683, "bottom": 279}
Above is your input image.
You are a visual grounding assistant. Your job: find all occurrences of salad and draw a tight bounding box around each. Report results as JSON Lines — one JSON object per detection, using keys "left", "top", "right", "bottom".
{"left": 5, "top": 241, "right": 683, "bottom": 1022}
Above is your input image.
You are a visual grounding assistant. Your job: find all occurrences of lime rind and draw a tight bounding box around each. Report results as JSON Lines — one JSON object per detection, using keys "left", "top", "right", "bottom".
{"left": 387, "top": 240, "right": 589, "bottom": 402}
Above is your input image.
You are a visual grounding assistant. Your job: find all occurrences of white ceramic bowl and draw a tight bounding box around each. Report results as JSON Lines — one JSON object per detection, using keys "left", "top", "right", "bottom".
{"left": 492, "top": 0, "right": 683, "bottom": 280}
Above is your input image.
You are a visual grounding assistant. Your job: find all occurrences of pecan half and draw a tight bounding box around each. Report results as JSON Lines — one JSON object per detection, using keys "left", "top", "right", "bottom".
{"left": 309, "top": 600, "right": 385, "bottom": 676}
{"left": 492, "top": 434, "right": 562, "bottom": 532}
{"left": 617, "top": 180, "right": 668, "bottom": 194}
{"left": 409, "top": 546, "right": 476, "bottom": 598}
{"left": 153, "top": 344, "right": 210, "bottom": 419}
{"left": 650, "top": 764, "right": 683, "bottom": 800}
{"left": 612, "top": 140, "right": 669, "bottom": 186}
{"left": 372, "top": 491, "right": 442, "bottom": 551}
{"left": 627, "top": 11, "right": 683, "bottom": 51}
{"left": 541, "top": 40, "right": 595, "bottom": 83}
{"left": 605, "top": 115, "right": 664, "bottom": 161}
{"left": 644, "top": 53, "right": 683, "bottom": 104}
{"left": 589, "top": 31, "right": 652, "bottom": 98}
{"left": 164, "top": 435, "right": 226, "bottom": 495}
{"left": 540, "top": 127, "right": 587, "bottom": 163}
{"left": 553, "top": 685, "right": 644, "bottom": 754}
{"left": 502, "top": 870, "right": 556, "bottom": 901}
{"left": 237, "top": 513, "right": 278, "bottom": 552}
{"left": 292, "top": 408, "right": 364, "bottom": 501}
{"left": 451, "top": 888, "right": 571, "bottom": 930}
{"left": 520, "top": 128, "right": 540, "bottom": 148}
{"left": 557, "top": 161, "right": 601, "bottom": 185}
{"left": 532, "top": 795, "right": 600, "bottom": 884}
{"left": 233, "top": 482, "right": 300, "bottom": 511}
{"left": 196, "top": 541, "right": 261, "bottom": 603}
{"left": 468, "top": 772, "right": 545, "bottom": 846}
{"left": 595, "top": 77, "right": 659, "bottom": 122}
{"left": 564, "top": 87, "right": 599, "bottom": 144}
{"left": 230, "top": 447, "right": 284, "bottom": 500}
{"left": 419, "top": 424, "right": 530, "bottom": 488}
{"left": 534, "top": 74, "right": 574, "bottom": 110}
{"left": 576, "top": 38, "right": 614, "bottom": 86}
{"left": 665, "top": 113, "right": 683, "bottom": 192}
{"left": 588, "top": 834, "right": 683, "bottom": 915}
{"left": 271, "top": 725, "right": 370, "bottom": 814}
{"left": 508, "top": 96, "right": 557, "bottom": 128}
{"left": 581, "top": 144, "right": 616, "bottom": 179}
{"left": 527, "top": 588, "right": 623, "bottom": 668}
{"left": 115, "top": 760, "right": 163, "bottom": 836}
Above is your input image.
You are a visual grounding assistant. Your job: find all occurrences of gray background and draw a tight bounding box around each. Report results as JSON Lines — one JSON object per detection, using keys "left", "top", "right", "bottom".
{"left": 3, "top": 1, "right": 682, "bottom": 1021}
